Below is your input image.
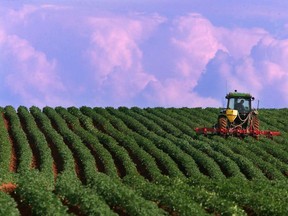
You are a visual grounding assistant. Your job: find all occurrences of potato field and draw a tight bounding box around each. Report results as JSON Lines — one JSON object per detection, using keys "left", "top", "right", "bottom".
{"left": 0, "top": 106, "right": 288, "bottom": 215}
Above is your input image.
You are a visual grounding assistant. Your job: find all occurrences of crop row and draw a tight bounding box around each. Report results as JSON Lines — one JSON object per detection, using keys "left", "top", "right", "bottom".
{"left": 0, "top": 106, "right": 288, "bottom": 215}
{"left": 44, "top": 107, "right": 166, "bottom": 215}
{"left": 128, "top": 107, "right": 288, "bottom": 181}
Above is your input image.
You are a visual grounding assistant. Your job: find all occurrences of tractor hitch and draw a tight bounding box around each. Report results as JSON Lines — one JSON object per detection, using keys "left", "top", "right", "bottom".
{"left": 194, "top": 127, "right": 281, "bottom": 139}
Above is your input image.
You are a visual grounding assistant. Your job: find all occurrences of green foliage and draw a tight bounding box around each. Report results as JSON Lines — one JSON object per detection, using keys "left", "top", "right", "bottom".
{"left": 0, "top": 191, "right": 20, "bottom": 216}
{"left": 16, "top": 171, "right": 69, "bottom": 215}
{"left": 0, "top": 106, "right": 287, "bottom": 215}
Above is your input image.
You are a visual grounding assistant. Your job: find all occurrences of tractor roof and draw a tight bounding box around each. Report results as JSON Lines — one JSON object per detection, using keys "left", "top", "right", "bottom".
{"left": 226, "top": 92, "right": 252, "bottom": 99}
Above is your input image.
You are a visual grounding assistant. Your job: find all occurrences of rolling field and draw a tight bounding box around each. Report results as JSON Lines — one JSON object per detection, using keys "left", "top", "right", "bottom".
{"left": 0, "top": 106, "right": 288, "bottom": 215}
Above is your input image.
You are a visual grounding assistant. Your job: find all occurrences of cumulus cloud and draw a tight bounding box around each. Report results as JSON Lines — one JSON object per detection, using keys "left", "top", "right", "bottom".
{"left": 1, "top": 3, "right": 287, "bottom": 108}
{"left": 216, "top": 27, "right": 267, "bottom": 59}
{"left": 172, "top": 13, "right": 226, "bottom": 82}
{"left": 156, "top": 12, "right": 288, "bottom": 108}
{"left": 135, "top": 13, "right": 224, "bottom": 107}
{"left": 85, "top": 13, "right": 223, "bottom": 107}
{"left": 250, "top": 37, "right": 288, "bottom": 106}
{"left": 139, "top": 79, "right": 220, "bottom": 107}
{"left": 167, "top": 13, "right": 287, "bottom": 108}
{"left": 86, "top": 14, "right": 164, "bottom": 106}
{"left": 0, "top": 28, "right": 69, "bottom": 107}
{"left": 210, "top": 34, "right": 288, "bottom": 107}
{"left": 213, "top": 30, "right": 271, "bottom": 99}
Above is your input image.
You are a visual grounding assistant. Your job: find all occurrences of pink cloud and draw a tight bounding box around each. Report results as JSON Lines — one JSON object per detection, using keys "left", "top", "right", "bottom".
{"left": 172, "top": 13, "right": 226, "bottom": 82}
{"left": 141, "top": 79, "right": 221, "bottom": 107}
{"left": 88, "top": 25, "right": 142, "bottom": 78}
{"left": 143, "top": 13, "right": 226, "bottom": 107}
{"left": 257, "top": 36, "right": 288, "bottom": 69}
{"left": 7, "top": 4, "right": 68, "bottom": 24}
{"left": 87, "top": 14, "right": 165, "bottom": 74}
{"left": 164, "top": 13, "right": 288, "bottom": 107}
{"left": 216, "top": 27, "right": 268, "bottom": 59}
{"left": 86, "top": 14, "right": 164, "bottom": 104}
{"left": 213, "top": 33, "right": 288, "bottom": 106}
{"left": 0, "top": 29, "right": 69, "bottom": 107}
{"left": 1, "top": 4, "right": 287, "bottom": 108}
{"left": 248, "top": 37, "right": 288, "bottom": 105}
{"left": 8, "top": 5, "right": 38, "bottom": 22}
{"left": 139, "top": 13, "right": 267, "bottom": 107}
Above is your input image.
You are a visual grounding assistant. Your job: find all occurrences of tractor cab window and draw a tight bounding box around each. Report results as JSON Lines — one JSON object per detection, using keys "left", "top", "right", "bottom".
{"left": 227, "top": 98, "right": 251, "bottom": 112}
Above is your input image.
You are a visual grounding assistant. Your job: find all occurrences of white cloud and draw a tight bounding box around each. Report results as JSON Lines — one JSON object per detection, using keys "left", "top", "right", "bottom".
{"left": 172, "top": 13, "right": 226, "bottom": 82}
{"left": 140, "top": 79, "right": 221, "bottom": 107}
{"left": 1, "top": 3, "right": 287, "bottom": 108}
{"left": 86, "top": 13, "right": 226, "bottom": 107}
{"left": 196, "top": 44, "right": 288, "bottom": 107}
{"left": 238, "top": 36, "right": 288, "bottom": 106}
{"left": 216, "top": 27, "right": 268, "bottom": 59}
{"left": 86, "top": 14, "right": 164, "bottom": 105}
{"left": 134, "top": 13, "right": 225, "bottom": 108}
{"left": 0, "top": 29, "right": 69, "bottom": 107}
{"left": 165, "top": 13, "right": 288, "bottom": 107}
{"left": 131, "top": 13, "right": 271, "bottom": 107}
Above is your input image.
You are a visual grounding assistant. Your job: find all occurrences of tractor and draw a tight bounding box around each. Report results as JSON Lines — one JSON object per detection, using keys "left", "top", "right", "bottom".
{"left": 195, "top": 90, "right": 281, "bottom": 138}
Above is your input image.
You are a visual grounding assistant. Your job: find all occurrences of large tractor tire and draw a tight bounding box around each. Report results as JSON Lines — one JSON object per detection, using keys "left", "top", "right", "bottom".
{"left": 251, "top": 115, "right": 260, "bottom": 138}
{"left": 218, "top": 116, "right": 227, "bottom": 135}
{"left": 251, "top": 115, "right": 259, "bottom": 130}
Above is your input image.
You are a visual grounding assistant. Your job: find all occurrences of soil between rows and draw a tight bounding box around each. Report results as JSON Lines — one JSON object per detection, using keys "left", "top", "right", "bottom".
{"left": 2, "top": 113, "right": 18, "bottom": 173}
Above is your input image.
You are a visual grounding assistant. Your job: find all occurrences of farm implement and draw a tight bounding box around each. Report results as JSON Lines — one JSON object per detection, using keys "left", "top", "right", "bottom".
{"left": 195, "top": 90, "right": 281, "bottom": 139}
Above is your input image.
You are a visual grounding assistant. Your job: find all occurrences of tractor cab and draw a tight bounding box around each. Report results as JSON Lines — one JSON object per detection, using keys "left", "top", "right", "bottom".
{"left": 226, "top": 91, "right": 254, "bottom": 114}
{"left": 214, "top": 90, "right": 257, "bottom": 130}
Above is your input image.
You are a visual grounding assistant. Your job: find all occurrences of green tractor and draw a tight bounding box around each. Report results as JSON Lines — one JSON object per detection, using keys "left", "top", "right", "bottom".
{"left": 195, "top": 90, "right": 280, "bottom": 138}
{"left": 217, "top": 90, "right": 259, "bottom": 136}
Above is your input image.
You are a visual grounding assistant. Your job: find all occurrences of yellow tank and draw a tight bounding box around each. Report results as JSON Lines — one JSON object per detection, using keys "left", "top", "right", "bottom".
{"left": 226, "top": 109, "right": 238, "bottom": 123}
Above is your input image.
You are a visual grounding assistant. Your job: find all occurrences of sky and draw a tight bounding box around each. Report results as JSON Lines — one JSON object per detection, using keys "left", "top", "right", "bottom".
{"left": 1, "top": 0, "right": 288, "bottom": 108}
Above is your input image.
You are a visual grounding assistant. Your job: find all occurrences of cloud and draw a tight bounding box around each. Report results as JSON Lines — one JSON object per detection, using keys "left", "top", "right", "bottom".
{"left": 86, "top": 14, "right": 165, "bottom": 106}
{"left": 0, "top": 28, "right": 69, "bottom": 107}
{"left": 194, "top": 23, "right": 288, "bottom": 107}
{"left": 216, "top": 27, "right": 268, "bottom": 59}
{"left": 250, "top": 37, "right": 288, "bottom": 106}
{"left": 172, "top": 13, "right": 226, "bottom": 82}
{"left": 7, "top": 5, "right": 38, "bottom": 22}
{"left": 85, "top": 13, "right": 223, "bottom": 107}
{"left": 135, "top": 13, "right": 225, "bottom": 107}
{"left": 132, "top": 13, "right": 224, "bottom": 108}
{"left": 168, "top": 13, "right": 288, "bottom": 108}
{"left": 139, "top": 79, "right": 221, "bottom": 107}
{"left": 1, "top": 4, "right": 287, "bottom": 108}
{"left": 6, "top": 4, "right": 68, "bottom": 23}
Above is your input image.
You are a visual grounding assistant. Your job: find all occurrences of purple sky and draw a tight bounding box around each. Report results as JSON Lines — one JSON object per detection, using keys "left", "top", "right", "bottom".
{"left": 1, "top": 1, "right": 288, "bottom": 108}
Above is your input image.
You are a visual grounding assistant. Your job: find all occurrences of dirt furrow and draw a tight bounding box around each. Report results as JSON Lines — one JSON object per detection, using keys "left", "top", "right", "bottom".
{"left": 82, "top": 142, "right": 105, "bottom": 173}
{"left": 50, "top": 120, "right": 86, "bottom": 183}
{"left": 18, "top": 117, "right": 40, "bottom": 170}
{"left": 2, "top": 113, "right": 18, "bottom": 173}
{"left": 46, "top": 140, "right": 62, "bottom": 180}
{"left": 33, "top": 117, "right": 65, "bottom": 180}
{"left": 10, "top": 191, "right": 32, "bottom": 216}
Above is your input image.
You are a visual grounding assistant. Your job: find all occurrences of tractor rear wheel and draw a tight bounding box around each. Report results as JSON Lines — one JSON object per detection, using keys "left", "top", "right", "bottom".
{"left": 251, "top": 115, "right": 259, "bottom": 130}
{"left": 251, "top": 115, "right": 259, "bottom": 138}
{"left": 218, "top": 116, "right": 227, "bottom": 134}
